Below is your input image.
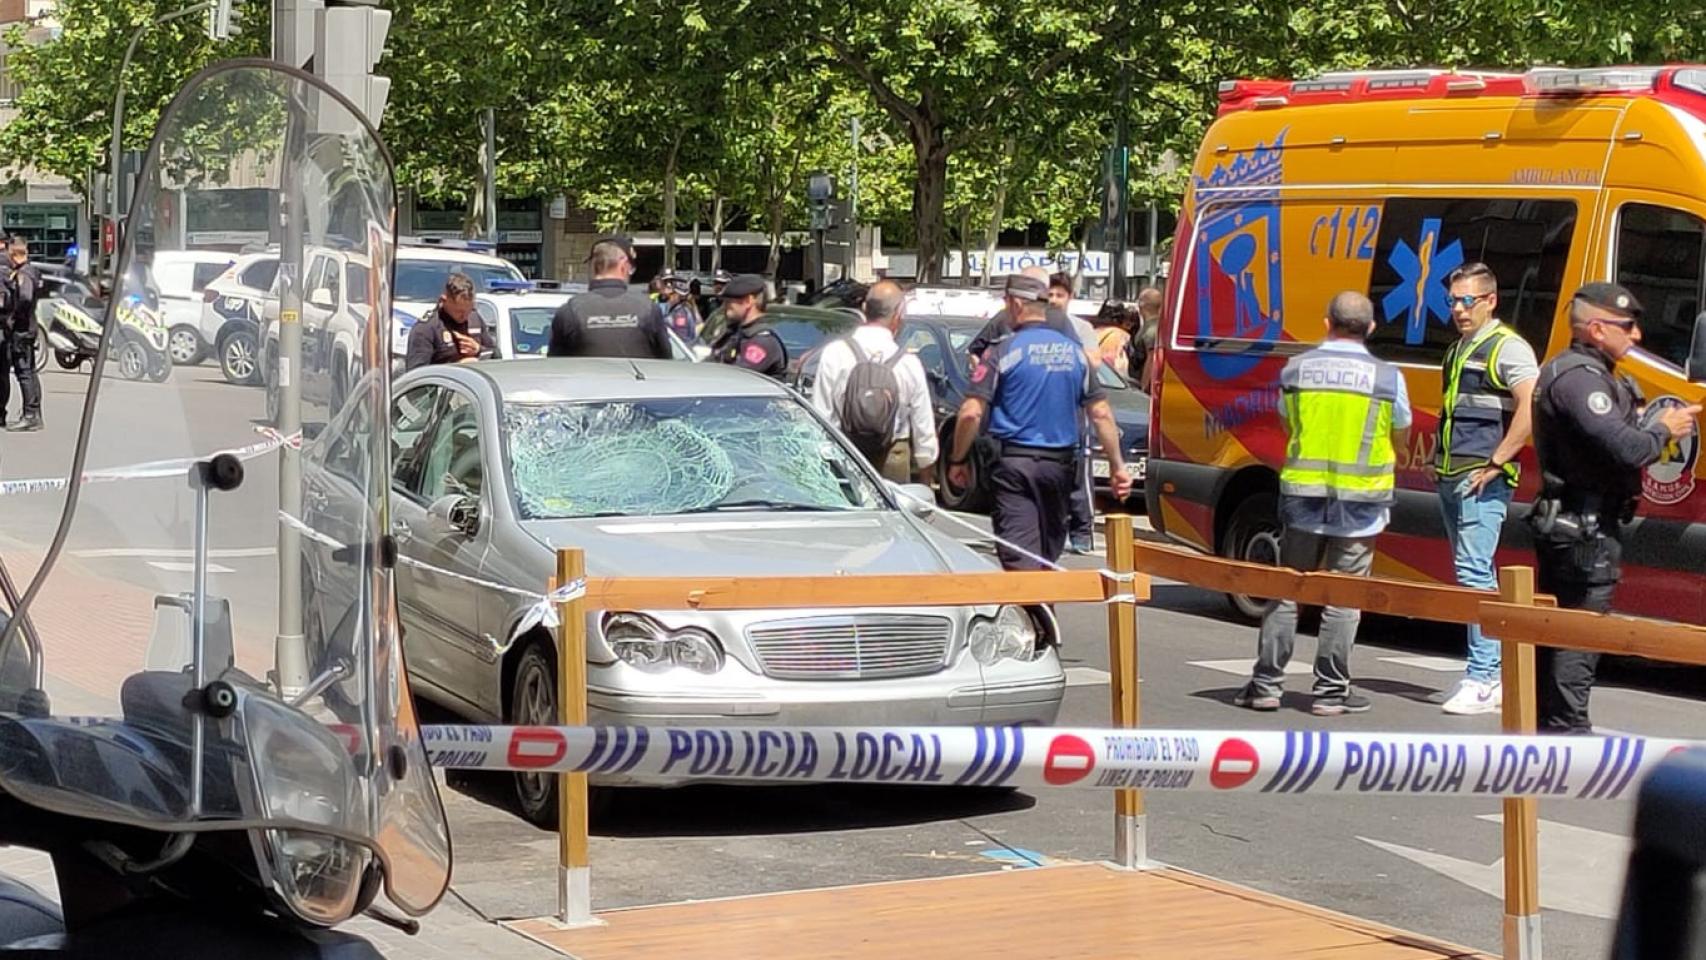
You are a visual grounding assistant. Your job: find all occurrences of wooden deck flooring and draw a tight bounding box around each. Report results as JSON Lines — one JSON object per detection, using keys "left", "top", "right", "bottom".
{"left": 507, "top": 863, "right": 1491, "bottom": 960}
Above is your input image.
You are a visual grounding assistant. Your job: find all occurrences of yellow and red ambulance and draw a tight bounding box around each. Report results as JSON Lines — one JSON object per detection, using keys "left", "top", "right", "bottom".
{"left": 1147, "top": 66, "right": 1706, "bottom": 624}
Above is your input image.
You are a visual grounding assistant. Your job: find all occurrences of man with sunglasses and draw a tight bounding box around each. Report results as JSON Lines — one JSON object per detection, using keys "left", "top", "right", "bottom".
{"left": 548, "top": 235, "right": 672, "bottom": 359}
{"left": 1434, "top": 263, "right": 1538, "bottom": 716}
{"left": 1530, "top": 282, "right": 1699, "bottom": 733}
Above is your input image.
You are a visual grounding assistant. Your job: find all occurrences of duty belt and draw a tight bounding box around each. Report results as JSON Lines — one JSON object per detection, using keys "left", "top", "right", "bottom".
{"left": 999, "top": 442, "right": 1075, "bottom": 463}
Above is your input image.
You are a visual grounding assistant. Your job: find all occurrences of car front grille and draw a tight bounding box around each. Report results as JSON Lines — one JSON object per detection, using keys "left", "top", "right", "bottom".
{"left": 745, "top": 614, "right": 953, "bottom": 680}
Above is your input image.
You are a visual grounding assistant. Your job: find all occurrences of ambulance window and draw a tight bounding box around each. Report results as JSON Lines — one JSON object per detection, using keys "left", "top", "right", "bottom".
{"left": 1614, "top": 203, "right": 1705, "bottom": 372}
{"left": 1366, "top": 198, "right": 1576, "bottom": 364}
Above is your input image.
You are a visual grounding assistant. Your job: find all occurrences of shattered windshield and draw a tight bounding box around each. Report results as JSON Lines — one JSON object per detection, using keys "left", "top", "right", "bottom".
{"left": 503, "top": 396, "right": 886, "bottom": 519}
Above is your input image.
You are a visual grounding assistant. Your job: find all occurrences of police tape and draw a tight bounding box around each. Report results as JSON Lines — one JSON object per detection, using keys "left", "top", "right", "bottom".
{"left": 418, "top": 723, "right": 1691, "bottom": 800}
{"left": 0, "top": 426, "right": 300, "bottom": 498}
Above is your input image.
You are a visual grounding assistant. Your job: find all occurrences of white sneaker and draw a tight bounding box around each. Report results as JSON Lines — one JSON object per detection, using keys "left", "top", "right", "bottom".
{"left": 1441, "top": 678, "right": 1502, "bottom": 715}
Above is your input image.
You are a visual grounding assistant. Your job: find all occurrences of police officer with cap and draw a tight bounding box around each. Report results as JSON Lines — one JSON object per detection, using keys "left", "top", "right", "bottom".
{"left": 548, "top": 235, "right": 672, "bottom": 359}
{"left": 710, "top": 274, "right": 787, "bottom": 379}
{"left": 1530, "top": 281, "right": 1699, "bottom": 733}
{"left": 946, "top": 273, "right": 1133, "bottom": 570}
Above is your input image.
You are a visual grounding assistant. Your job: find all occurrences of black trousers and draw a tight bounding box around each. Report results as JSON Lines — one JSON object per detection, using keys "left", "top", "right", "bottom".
{"left": 990, "top": 454, "right": 1073, "bottom": 571}
{"left": 1534, "top": 530, "right": 1620, "bottom": 734}
{"left": 0, "top": 328, "right": 40, "bottom": 420}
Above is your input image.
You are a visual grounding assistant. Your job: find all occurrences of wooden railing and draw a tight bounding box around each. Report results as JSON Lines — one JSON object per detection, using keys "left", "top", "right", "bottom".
{"left": 1133, "top": 537, "right": 1706, "bottom": 960}
{"left": 547, "top": 518, "right": 1149, "bottom": 925}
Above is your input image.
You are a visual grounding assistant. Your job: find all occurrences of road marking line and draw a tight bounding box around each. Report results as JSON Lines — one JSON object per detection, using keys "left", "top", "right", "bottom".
{"left": 1188, "top": 658, "right": 1311, "bottom": 677}
{"left": 145, "top": 561, "right": 235, "bottom": 574}
{"left": 1064, "top": 667, "right": 1111, "bottom": 686}
{"left": 1378, "top": 655, "right": 1467, "bottom": 673}
{"left": 75, "top": 547, "right": 275, "bottom": 559}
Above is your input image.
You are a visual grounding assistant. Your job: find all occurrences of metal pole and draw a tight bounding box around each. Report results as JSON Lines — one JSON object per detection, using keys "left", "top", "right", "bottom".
{"left": 109, "top": 1, "right": 213, "bottom": 280}
{"left": 1146, "top": 201, "right": 1159, "bottom": 287}
{"left": 1111, "top": 67, "right": 1130, "bottom": 301}
{"left": 483, "top": 108, "right": 498, "bottom": 242}
{"left": 274, "top": 94, "right": 308, "bottom": 698}
{"left": 847, "top": 116, "right": 859, "bottom": 281}
{"left": 188, "top": 472, "right": 211, "bottom": 814}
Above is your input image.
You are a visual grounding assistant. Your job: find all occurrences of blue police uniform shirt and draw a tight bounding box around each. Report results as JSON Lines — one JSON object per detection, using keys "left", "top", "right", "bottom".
{"left": 967, "top": 322, "right": 1104, "bottom": 448}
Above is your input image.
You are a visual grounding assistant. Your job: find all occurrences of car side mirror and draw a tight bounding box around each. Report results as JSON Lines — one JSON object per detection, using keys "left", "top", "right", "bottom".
{"left": 888, "top": 481, "right": 936, "bottom": 516}
{"left": 1687, "top": 311, "right": 1706, "bottom": 383}
{"left": 309, "top": 287, "right": 335, "bottom": 310}
{"left": 429, "top": 494, "right": 480, "bottom": 537}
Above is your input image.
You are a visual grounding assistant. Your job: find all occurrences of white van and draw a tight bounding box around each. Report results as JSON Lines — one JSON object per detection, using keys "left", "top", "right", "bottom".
{"left": 152, "top": 250, "right": 239, "bottom": 365}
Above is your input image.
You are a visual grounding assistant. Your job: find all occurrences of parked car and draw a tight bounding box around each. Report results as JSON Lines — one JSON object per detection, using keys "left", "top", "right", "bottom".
{"left": 797, "top": 314, "right": 1149, "bottom": 512}
{"left": 260, "top": 245, "right": 372, "bottom": 425}
{"left": 699, "top": 303, "right": 861, "bottom": 381}
{"left": 474, "top": 281, "right": 696, "bottom": 361}
{"left": 152, "top": 249, "right": 239, "bottom": 366}
{"left": 301, "top": 358, "right": 1066, "bottom": 824}
{"left": 200, "top": 251, "right": 278, "bottom": 384}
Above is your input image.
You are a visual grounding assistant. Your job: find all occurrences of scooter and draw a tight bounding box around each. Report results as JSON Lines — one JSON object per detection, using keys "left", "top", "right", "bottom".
{"left": 37, "top": 294, "right": 171, "bottom": 382}
{"left": 0, "top": 59, "right": 452, "bottom": 956}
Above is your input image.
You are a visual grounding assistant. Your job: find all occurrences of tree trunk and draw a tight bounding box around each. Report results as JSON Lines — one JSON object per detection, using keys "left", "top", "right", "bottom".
{"left": 661, "top": 137, "right": 681, "bottom": 274}
{"left": 766, "top": 194, "right": 785, "bottom": 279}
{"left": 1073, "top": 218, "right": 1091, "bottom": 290}
{"left": 957, "top": 207, "right": 974, "bottom": 287}
{"left": 711, "top": 194, "right": 725, "bottom": 274}
{"left": 691, "top": 204, "right": 702, "bottom": 274}
{"left": 910, "top": 122, "right": 950, "bottom": 283}
{"left": 980, "top": 135, "right": 1017, "bottom": 287}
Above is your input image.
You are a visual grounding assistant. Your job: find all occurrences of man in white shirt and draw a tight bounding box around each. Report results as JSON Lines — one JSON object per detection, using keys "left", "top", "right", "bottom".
{"left": 812, "top": 279, "right": 939, "bottom": 483}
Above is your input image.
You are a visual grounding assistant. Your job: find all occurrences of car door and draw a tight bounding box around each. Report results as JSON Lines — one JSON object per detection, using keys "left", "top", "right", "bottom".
{"left": 389, "top": 383, "right": 453, "bottom": 689}
{"left": 899, "top": 322, "right": 958, "bottom": 435}
{"left": 301, "top": 253, "right": 341, "bottom": 406}
{"left": 393, "top": 384, "right": 495, "bottom": 710}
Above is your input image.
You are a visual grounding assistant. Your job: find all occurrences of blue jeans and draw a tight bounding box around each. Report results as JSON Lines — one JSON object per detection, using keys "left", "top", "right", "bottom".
{"left": 1437, "top": 474, "right": 1513, "bottom": 682}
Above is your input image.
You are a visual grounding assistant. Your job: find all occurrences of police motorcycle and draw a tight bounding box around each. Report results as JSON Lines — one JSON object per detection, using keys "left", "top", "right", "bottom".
{"left": 36, "top": 285, "right": 172, "bottom": 382}
{"left": 0, "top": 61, "right": 452, "bottom": 956}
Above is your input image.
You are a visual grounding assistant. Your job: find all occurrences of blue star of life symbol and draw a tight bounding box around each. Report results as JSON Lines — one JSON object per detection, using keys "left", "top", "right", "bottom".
{"left": 1380, "top": 217, "right": 1464, "bottom": 345}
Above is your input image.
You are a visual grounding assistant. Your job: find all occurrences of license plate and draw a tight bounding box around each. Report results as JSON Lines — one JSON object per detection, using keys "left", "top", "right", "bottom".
{"left": 1091, "top": 458, "right": 1111, "bottom": 479}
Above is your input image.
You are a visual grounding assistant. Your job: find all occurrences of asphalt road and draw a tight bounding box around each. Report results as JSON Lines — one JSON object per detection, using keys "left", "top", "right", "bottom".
{"left": 7, "top": 360, "right": 1704, "bottom": 958}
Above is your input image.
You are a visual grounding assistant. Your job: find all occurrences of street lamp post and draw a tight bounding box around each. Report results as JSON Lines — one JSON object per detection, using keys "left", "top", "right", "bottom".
{"left": 109, "top": 1, "right": 216, "bottom": 280}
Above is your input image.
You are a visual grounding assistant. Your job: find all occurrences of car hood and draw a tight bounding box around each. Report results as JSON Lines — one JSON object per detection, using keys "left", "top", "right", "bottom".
{"left": 521, "top": 509, "right": 989, "bottom": 578}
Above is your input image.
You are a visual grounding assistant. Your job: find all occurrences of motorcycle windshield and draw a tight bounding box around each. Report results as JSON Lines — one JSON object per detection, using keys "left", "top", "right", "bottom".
{"left": 0, "top": 62, "right": 450, "bottom": 921}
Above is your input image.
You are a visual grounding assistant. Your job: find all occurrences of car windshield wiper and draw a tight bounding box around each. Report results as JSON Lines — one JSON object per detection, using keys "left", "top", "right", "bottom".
{"left": 679, "top": 499, "right": 850, "bottom": 514}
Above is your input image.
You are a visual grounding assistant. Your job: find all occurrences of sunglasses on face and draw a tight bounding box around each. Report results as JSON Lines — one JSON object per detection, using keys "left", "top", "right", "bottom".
{"left": 1449, "top": 293, "right": 1493, "bottom": 310}
{"left": 1592, "top": 316, "right": 1639, "bottom": 331}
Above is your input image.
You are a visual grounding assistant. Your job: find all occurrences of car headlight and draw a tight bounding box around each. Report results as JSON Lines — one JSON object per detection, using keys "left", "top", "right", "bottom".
{"left": 969, "top": 605, "right": 1038, "bottom": 665}
{"left": 603, "top": 613, "right": 725, "bottom": 675}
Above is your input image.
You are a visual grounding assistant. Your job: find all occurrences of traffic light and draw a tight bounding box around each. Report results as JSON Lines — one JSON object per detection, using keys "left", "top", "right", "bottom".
{"left": 206, "top": 0, "right": 232, "bottom": 41}
{"left": 314, "top": 1, "right": 391, "bottom": 130}
{"left": 273, "top": 0, "right": 323, "bottom": 69}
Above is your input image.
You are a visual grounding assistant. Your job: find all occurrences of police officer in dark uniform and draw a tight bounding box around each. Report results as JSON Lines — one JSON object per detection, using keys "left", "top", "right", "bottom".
{"left": 1530, "top": 282, "right": 1699, "bottom": 733}
{"left": 2, "top": 238, "right": 43, "bottom": 431}
{"left": 709, "top": 274, "right": 787, "bottom": 379}
{"left": 946, "top": 274, "right": 1133, "bottom": 570}
{"left": 548, "top": 235, "right": 672, "bottom": 359}
{"left": 404, "top": 272, "right": 493, "bottom": 370}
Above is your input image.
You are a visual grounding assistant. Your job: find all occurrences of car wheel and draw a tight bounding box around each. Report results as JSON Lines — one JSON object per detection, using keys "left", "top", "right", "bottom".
{"left": 220, "top": 329, "right": 260, "bottom": 385}
{"left": 1221, "top": 491, "right": 1282, "bottom": 623}
{"left": 509, "top": 641, "right": 561, "bottom": 828}
{"left": 168, "top": 326, "right": 203, "bottom": 365}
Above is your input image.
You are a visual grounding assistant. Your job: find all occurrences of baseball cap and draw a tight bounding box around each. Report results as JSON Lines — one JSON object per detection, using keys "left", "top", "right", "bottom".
{"left": 1003, "top": 273, "right": 1050, "bottom": 303}
{"left": 722, "top": 274, "right": 767, "bottom": 298}
{"left": 1573, "top": 281, "right": 1643, "bottom": 319}
{"left": 585, "top": 234, "right": 636, "bottom": 263}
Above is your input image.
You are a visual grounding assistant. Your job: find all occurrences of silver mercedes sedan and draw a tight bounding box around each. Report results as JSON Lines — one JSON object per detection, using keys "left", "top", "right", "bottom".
{"left": 303, "top": 359, "right": 1065, "bottom": 823}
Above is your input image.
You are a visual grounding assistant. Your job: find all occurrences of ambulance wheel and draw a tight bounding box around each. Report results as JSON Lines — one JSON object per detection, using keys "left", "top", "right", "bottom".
{"left": 1221, "top": 491, "right": 1282, "bottom": 623}
{"left": 507, "top": 638, "right": 612, "bottom": 829}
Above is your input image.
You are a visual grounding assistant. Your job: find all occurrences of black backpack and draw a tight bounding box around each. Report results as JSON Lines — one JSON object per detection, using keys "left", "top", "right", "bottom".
{"left": 837, "top": 337, "right": 907, "bottom": 464}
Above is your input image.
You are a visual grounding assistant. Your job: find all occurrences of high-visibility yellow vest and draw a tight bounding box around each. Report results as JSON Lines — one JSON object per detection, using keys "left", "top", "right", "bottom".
{"left": 1437, "top": 321, "right": 1521, "bottom": 484}
{"left": 1278, "top": 344, "right": 1401, "bottom": 503}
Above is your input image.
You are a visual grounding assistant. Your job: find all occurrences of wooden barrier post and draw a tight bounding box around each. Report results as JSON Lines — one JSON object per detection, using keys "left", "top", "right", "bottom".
{"left": 556, "top": 549, "right": 595, "bottom": 926}
{"left": 1498, "top": 566, "right": 1540, "bottom": 960}
{"left": 1105, "top": 515, "right": 1146, "bottom": 869}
